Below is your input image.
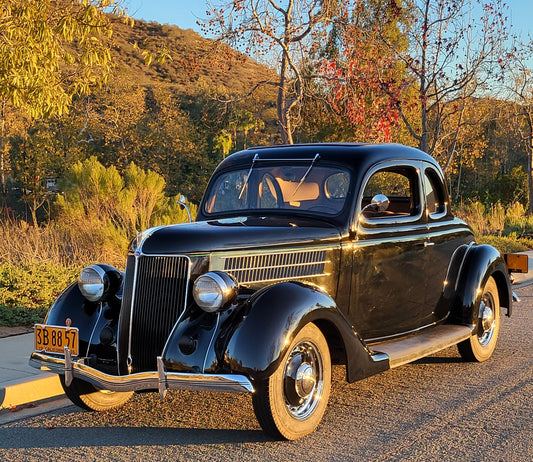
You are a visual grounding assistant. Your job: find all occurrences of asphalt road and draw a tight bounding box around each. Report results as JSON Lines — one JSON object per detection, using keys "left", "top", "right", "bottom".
{"left": 1, "top": 285, "right": 531, "bottom": 462}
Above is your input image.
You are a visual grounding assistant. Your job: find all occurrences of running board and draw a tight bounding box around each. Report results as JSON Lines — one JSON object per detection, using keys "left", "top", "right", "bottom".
{"left": 370, "top": 325, "right": 474, "bottom": 369}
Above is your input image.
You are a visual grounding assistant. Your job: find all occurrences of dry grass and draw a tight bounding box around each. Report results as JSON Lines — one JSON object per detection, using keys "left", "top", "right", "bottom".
{"left": 0, "top": 218, "right": 127, "bottom": 269}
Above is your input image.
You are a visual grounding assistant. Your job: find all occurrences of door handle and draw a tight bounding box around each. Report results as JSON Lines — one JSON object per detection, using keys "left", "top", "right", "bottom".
{"left": 424, "top": 241, "right": 435, "bottom": 247}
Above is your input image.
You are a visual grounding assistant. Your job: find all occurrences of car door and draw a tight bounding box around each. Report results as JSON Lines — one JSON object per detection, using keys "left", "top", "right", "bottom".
{"left": 421, "top": 165, "right": 475, "bottom": 320}
{"left": 350, "top": 161, "right": 434, "bottom": 341}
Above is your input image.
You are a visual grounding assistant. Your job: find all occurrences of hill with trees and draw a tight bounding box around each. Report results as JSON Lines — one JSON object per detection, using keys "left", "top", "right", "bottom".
{"left": 3, "top": 13, "right": 279, "bottom": 225}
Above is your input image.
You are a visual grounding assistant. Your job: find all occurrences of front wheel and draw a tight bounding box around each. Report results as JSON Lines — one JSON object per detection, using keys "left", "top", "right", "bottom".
{"left": 458, "top": 276, "right": 500, "bottom": 362}
{"left": 60, "top": 376, "right": 133, "bottom": 411}
{"left": 252, "top": 323, "right": 331, "bottom": 440}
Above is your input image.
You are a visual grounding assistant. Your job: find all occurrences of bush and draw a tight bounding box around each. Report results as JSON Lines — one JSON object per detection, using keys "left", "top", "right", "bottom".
{"left": 0, "top": 305, "right": 49, "bottom": 327}
{"left": 0, "top": 159, "right": 198, "bottom": 326}
{"left": 0, "top": 262, "right": 79, "bottom": 310}
{"left": 0, "top": 262, "right": 80, "bottom": 326}
{"left": 477, "top": 235, "right": 533, "bottom": 253}
{"left": 56, "top": 157, "right": 197, "bottom": 238}
{"left": 457, "top": 201, "right": 531, "bottom": 239}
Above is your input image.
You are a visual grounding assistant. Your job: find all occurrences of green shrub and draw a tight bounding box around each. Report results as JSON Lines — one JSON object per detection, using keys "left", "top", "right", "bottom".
{"left": 0, "top": 262, "right": 79, "bottom": 311}
{"left": 457, "top": 200, "right": 531, "bottom": 248}
{"left": 0, "top": 305, "right": 49, "bottom": 327}
{"left": 477, "top": 235, "right": 533, "bottom": 253}
{"left": 0, "top": 159, "right": 200, "bottom": 326}
{"left": 56, "top": 157, "right": 197, "bottom": 237}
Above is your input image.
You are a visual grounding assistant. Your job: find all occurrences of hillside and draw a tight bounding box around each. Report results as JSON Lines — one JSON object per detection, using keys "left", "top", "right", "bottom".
{"left": 109, "top": 17, "right": 277, "bottom": 101}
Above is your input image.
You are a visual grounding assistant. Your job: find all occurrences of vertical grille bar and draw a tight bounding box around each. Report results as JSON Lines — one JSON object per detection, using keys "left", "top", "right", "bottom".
{"left": 121, "top": 255, "right": 190, "bottom": 372}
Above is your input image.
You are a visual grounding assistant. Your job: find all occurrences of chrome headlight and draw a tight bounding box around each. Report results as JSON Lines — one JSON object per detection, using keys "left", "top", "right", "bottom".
{"left": 78, "top": 265, "right": 108, "bottom": 302}
{"left": 193, "top": 272, "right": 238, "bottom": 313}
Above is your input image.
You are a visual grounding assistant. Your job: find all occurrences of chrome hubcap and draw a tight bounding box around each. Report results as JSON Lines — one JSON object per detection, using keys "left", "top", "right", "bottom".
{"left": 478, "top": 297, "right": 495, "bottom": 346}
{"left": 283, "top": 340, "right": 323, "bottom": 419}
{"left": 295, "top": 363, "right": 316, "bottom": 398}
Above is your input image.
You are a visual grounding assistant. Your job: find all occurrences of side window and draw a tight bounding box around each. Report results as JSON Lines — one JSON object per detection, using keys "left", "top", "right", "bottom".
{"left": 423, "top": 168, "right": 446, "bottom": 217}
{"left": 362, "top": 166, "right": 421, "bottom": 218}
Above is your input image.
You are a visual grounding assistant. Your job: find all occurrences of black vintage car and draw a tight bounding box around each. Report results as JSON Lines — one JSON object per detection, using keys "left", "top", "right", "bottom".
{"left": 31, "top": 143, "right": 520, "bottom": 440}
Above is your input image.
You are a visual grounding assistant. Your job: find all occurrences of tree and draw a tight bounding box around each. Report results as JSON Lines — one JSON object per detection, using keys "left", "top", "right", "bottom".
{"left": 9, "top": 124, "right": 65, "bottom": 226}
{"left": 204, "top": 0, "right": 340, "bottom": 144}
{"left": 318, "top": 0, "right": 409, "bottom": 142}
{"left": 505, "top": 42, "right": 533, "bottom": 213}
{"left": 388, "top": 0, "right": 509, "bottom": 167}
{"left": 0, "top": 0, "right": 131, "bottom": 196}
{"left": 213, "top": 130, "right": 233, "bottom": 158}
{"left": 228, "top": 109, "right": 264, "bottom": 149}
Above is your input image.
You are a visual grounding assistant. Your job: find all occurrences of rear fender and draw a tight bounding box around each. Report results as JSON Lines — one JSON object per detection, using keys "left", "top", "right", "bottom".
{"left": 222, "top": 281, "right": 389, "bottom": 383}
{"left": 445, "top": 244, "right": 511, "bottom": 325}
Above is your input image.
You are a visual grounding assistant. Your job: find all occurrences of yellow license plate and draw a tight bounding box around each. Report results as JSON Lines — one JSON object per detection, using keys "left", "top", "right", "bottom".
{"left": 35, "top": 324, "right": 79, "bottom": 356}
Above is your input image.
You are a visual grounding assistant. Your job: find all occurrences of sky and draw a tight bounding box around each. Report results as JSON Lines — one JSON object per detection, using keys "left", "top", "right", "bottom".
{"left": 125, "top": 1, "right": 533, "bottom": 38}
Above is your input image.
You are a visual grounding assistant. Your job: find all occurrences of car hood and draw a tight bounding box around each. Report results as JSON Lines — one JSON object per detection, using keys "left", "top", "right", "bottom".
{"left": 138, "top": 216, "right": 342, "bottom": 254}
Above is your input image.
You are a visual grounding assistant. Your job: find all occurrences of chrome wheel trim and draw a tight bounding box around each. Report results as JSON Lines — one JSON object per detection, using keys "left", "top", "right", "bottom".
{"left": 282, "top": 340, "right": 324, "bottom": 420}
{"left": 478, "top": 296, "right": 496, "bottom": 347}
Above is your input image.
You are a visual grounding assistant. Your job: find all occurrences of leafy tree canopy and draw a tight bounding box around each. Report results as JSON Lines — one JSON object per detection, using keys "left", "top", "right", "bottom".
{"left": 0, "top": 0, "right": 131, "bottom": 118}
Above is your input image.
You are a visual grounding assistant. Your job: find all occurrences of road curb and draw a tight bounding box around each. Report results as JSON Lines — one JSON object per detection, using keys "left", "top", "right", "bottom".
{"left": 0, "top": 374, "right": 64, "bottom": 410}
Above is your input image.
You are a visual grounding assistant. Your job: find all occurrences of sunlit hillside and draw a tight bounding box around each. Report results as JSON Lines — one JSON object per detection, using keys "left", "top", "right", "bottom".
{"left": 109, "top": 17, "right": 277, "bottom": 104}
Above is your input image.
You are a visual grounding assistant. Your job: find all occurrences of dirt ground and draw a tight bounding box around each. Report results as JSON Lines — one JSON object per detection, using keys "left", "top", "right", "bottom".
{"left": 0, "top": 326, "right": 33, "bottom": 338}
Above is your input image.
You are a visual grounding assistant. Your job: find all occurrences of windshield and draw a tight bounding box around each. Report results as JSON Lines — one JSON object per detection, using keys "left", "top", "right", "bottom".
{"left": 204, "top": 165, "right": 351, "bottom": 216}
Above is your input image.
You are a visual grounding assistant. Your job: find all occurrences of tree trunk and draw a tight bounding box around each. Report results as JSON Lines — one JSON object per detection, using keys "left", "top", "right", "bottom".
{"left": 0, "top": 100, "right": 6, "bottom": 197}
{"left": 31, "top": 199, "right": 39, "bottom": 228}
{"left": 526, "top": 111, "right": 533, "bottom": 215}
{"left": 277, "top": 52, "right": 292, "bottom": 144}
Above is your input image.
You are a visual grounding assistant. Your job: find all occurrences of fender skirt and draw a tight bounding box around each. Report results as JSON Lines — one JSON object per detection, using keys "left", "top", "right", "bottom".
{"left": 222, "top": 281, "right": 389, "bottom": 383}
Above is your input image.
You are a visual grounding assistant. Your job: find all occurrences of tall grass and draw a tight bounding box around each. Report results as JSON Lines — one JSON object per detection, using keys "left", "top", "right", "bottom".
{"left": 0, "top": 158, "right": 198, "bottom": 326}
{"left": 455, "top": 201, "right": 533, "bottom": 252}
{"left": 0, "top": 218, "right": 127, "bottom": 268}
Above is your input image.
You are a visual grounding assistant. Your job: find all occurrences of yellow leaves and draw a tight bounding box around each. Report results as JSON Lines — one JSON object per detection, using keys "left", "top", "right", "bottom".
{"left": 133, "top": 41, "right": 172, "bottom": 66}
{"left": 142, "top": 50, "right": 153, "bottom": 66}
{"left": 123, "top": 16, "right": 135, "bottom": 27}
{"left": 0, "top": 0, "right": 132, "bottom": 119}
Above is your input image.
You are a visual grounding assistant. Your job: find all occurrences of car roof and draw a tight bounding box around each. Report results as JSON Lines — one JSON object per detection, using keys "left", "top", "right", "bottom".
{"left": 214, "top": 143, "right": 443, "bottom": 174}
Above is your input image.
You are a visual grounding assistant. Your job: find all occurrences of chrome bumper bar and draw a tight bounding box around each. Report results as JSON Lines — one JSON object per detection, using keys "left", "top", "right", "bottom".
{"left": 29, "top": 349, "right": 254, "bottom": 398}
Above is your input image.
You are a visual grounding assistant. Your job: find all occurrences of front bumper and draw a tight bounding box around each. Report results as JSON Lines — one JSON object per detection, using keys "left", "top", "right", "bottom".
{"left": 29, "top": 348, "right": 254, "bottom": 399}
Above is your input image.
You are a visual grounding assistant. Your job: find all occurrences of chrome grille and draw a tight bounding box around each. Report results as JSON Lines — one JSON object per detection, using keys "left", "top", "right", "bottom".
{"left": 223, "top": 249, "right": 328, "bottom": 284}
{"left": 121, "top": 255, "right": 190, "bottom": 372}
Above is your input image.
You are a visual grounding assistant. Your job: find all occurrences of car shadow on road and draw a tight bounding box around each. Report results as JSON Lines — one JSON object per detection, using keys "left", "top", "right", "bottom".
{"left": 412, "top": 356, "right": 464, "bottom": 365}
{"left": 0, "top": 426, "right": 269, "bottom": 449}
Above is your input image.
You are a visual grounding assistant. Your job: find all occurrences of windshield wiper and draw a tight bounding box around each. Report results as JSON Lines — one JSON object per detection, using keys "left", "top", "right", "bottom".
{"left": 290, "top": 153, "right": 320, "bottom": 200}
{"left": 238, "top": 153, "right": 258, "bottom": 200}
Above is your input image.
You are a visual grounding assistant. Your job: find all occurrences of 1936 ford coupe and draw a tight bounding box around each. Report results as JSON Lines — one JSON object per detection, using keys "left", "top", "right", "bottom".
{"left": 30, "top": 143, "right": 520, "bottom": 440}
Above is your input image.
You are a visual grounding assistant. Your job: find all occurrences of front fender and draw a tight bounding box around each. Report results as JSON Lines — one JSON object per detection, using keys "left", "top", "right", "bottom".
{"left": 44, "top": 282, "right": 121, "bottom": 366}
{"left": 45, "top": 282, "right": 100, "bottom": 343}
{"left": 223, "top": 281, "right": 389, "bottom": 382}
{"left": 447, "top": 244, "right": 511, "bottom": 325}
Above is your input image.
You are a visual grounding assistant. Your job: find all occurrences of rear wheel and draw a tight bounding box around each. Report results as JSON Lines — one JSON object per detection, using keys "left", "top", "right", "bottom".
{"left": 252, "top": 323, "right": 331, "bottom": 440}
{"left": 60, "top": 376, "right": 133, "bottom": 411}
{"left": 458, "top": 276, "right": 500, "bottom": 362}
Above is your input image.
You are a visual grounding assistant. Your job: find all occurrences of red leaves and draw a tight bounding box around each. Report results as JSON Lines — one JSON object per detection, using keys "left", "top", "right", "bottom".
{"left": 320, "top": 21, "right": 403, "bottom": 143}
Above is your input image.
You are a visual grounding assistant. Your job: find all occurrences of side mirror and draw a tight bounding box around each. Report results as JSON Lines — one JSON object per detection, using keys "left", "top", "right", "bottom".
{"left": 371, "top": 194, "right": 390, "bottom": 212}
{"left": 177, "top": 195, "right": 192, "bottom": 223}
{"left": 361, "top": 194, "right": 390, "bottom": 215}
